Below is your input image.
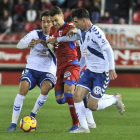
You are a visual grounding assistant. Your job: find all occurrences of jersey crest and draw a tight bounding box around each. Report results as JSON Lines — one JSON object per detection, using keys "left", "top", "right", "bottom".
{"left": 59, "top": 30, "right": 63, "bottom": 36}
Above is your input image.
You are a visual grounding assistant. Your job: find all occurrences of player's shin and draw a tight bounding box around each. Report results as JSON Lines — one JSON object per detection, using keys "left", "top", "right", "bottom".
{"left": 100, "top": 94, "right": 114, "bottom": 100}
{"left": 65, "top": 93, "right": 79, "bottom": 126}
{"left": 97, "top": 97, "right": 116, "bottom": 110}
{"left": 74, "top": 101, "right": 89, "bottom": 129}
{"left": 31, "top": 93, "right": 49, "bottom": 117}
{"left": 12, "top": 94, "right": 25, "bottom": 124}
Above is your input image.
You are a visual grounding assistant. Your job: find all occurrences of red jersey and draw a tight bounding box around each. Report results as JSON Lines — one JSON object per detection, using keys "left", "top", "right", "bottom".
{"left": 49, "top": 22, "right": 79, "bottom": 68}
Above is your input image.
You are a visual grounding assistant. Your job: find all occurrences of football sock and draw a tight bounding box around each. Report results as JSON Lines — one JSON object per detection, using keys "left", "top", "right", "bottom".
{"left": 31, "top": 93, "right": 49, "bottom": 114}
{"left": 12, "top": 94, "right": 25, "bottom": 124}
{"left": 74, "top": 101, "right": 89, "bottom": 129}
{"left": 65, "top": 96, "right": 79, "bottom": 126}
{"left": 84, "top": 107, "right": 95, "bottom": 124}
{"left": 97, "top": 96, "right": 116, "bottom": 110}
{"left": 100, "top": 94, "right": 114, "bottom": 100}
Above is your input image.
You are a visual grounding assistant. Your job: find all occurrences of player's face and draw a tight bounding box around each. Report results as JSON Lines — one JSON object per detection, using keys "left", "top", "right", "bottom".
{"left": 50, "top": 14, "right": 64, "bottom": 30}
{"left": 73, "top": 17, "right": 85, "bottom": 30}
{"left": 41, "top": 16, "right": 52, "bottom": 35}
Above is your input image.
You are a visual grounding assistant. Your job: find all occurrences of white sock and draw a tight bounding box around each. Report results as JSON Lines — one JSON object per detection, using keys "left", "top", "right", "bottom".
{"left": 74, "top": 101, "right": 88, "bottom": 129}
{"left": 97, "top": 96, "right": 116, "bottom": 110}
{"left": 100, "top": 94, "right": 114, "bottom": 100}
{"left": 31, "top": 93, "right": 49, "bottom": 114}
{"left": 12, "top": 94, "right": 25, "bottom": 124}
{"left": 85, "top": 108, "right": 95, "bottom": 124}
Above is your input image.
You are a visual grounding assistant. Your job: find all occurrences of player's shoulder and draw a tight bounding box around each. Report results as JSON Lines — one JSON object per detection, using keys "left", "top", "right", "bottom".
{"left": 28, "top": 29, "right": 42, "bottom": 37}
{"left": 91, "top": 25, "right": 104, "bottom": 35}
{"left": 89, "top": 25, "right": 105, "bottom": 38}
{"left": 65, "top": 22, "right": 75, "bottom": 28}
{"left": 29, "top": 29, "right": 41, "bottom": 34}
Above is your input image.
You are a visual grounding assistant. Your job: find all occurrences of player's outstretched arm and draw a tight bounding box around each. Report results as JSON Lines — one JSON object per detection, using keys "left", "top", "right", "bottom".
{"left": 66, "top": 28, "right": 78, "bottom": 37}
{"left": 104, "top": 46, "right": 117, "bottom": 80}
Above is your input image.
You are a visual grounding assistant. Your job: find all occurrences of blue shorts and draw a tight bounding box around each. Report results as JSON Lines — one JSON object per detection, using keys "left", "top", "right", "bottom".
{"left": 77, "top": 69, "right": 110, "bottom": 99}
{"left": 20, "top": 68, "right": 55, "bottom": 90}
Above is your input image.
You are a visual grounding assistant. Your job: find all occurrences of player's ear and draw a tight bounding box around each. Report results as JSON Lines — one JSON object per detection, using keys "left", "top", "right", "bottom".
{"left": 83, "top": 18, "right": 86, "bottom": 23}
{"left": 61, "top": 14, "right": 64, "bottom": 20}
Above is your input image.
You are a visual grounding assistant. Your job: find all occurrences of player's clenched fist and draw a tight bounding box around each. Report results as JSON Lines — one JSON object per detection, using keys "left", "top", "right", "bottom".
{"left": 28, "top": 39, "right": 37, "bottom": 48}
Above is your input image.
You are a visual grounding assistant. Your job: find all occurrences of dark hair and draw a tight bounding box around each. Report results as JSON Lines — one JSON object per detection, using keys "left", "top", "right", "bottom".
{"left": 40, "top": 10, "right": 49, "bottom": 21}
{"left": 48, "top": 6, "right": 63, "bottom": 17}
{"left": 71, "top": 8, "right": 90, "bottom": 20}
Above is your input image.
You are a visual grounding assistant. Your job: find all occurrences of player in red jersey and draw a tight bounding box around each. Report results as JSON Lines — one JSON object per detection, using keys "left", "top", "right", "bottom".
{"left": 48, "top": 6, "right": 80, "bottom": 132}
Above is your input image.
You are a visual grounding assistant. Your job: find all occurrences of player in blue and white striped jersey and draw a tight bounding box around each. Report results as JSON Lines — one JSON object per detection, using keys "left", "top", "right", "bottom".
{"left": 7, "top": 10, "right": 56, "bottom": 131}
{"left": 46, "top": 8, "right": 125, "bottom": 133}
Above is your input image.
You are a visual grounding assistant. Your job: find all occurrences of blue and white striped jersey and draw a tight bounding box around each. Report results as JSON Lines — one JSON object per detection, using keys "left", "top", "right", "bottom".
{"left": 78, "top": 24, "right": 111, "bottom": 73}
{"left": 20, "top": 29, "right": 56, "bottom": 75}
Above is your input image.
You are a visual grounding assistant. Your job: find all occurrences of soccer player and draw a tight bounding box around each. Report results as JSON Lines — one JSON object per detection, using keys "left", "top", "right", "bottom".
{"left": 6, "top": 10, "right": 56, "bottom": 131}
{"left": 47, "top": 6, "right": 80, "bottom": 132}
{"left": 46, "top": 8, "right": 125, "bottom": 133}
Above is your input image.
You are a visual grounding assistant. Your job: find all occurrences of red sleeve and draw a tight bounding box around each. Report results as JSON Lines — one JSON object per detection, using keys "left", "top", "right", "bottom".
{"left": 67, "top": 22, "right": 76, "bottom": 28}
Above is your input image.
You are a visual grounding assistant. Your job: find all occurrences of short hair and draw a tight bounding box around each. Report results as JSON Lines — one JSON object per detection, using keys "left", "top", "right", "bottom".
{"left": 71, "top": 8, "right": 90, "bottom": 20}
{"left": 40, "top": 10, "right": 49, "bottom": 21}
{"left": 49, "top": 6, "right": 63, "bottom": 17}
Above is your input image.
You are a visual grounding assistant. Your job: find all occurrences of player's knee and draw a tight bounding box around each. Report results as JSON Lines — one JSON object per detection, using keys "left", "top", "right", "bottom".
{"left": 56, "top": 97, "right": 66, "bottom": 104}
{"left": 73, "top": 94, "right": 82, "bottom": 102}
{"left": 87, "top": 102, "right": 97, "bottom": 111}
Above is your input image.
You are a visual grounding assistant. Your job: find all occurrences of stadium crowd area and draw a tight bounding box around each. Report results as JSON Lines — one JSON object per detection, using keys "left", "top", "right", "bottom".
{"left": 0, "top": 0, "right": 140, "bottom": 43}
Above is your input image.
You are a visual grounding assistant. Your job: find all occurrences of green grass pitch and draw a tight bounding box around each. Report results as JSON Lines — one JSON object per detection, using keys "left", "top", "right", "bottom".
{"left": 0, "top": 85, "right": 140, "bottom": 140}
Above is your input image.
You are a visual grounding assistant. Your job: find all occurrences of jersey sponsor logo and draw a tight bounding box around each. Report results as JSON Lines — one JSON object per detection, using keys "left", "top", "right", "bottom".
{"left": 59, "top": 30, "right": 63, "bottom": 36}
{"left": 64, "top": 71, "right": 71, "bottom": 78}
{"left": 87, "top": 36, "right": 90, "bottom": 42}
{"left": 23, "top": 35, "right": 27, "bottom": 40}
{"left": 93, "top": 86, "right": 102, "bottom": 95}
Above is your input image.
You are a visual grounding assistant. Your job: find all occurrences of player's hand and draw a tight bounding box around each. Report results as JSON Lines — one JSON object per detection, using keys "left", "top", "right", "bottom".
{"left": 46, "top": 37, "right": 57, "bottom": 44}
{"left": 36, "top": 39, "right": 47, "bottom": 46}
{"left": 66, "top": 28, "right": 78, "bottom": 37}
{"left": 109, "top": 70, "right": 117, "bottom": 80}
{"left": 28, "top": 39, "right": 36, "bottom": 48}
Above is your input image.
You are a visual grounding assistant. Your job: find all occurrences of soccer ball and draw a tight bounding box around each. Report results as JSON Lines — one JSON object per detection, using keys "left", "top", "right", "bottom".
{"left": 20, "top": 116, "right": 37, "bottom": 132}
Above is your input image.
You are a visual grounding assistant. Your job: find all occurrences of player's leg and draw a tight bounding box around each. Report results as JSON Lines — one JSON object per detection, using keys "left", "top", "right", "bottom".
{"left": 6, "top": 80, "right": 29, "bottom": 131}
{"left": 30, "top": 72, "right": 55, "bottom": 118}
{"left": 64, "top": 83, "right": 79, "bottom": 132}
{"left": 87, "top": 72, "right": 125, "bottom": 115}
{"left": 30, "top": 81, "right": 51, "bottom": 118}
{"left": 7, "top": 68, "right": 36, "bottom": 131}
{"left": 70, "top": 85, "right": 90, "bottom": 133}
{"left": 63, "top": 65, "right": 81, "bottom": 132}
{"left": 70, "top": 69, "right": 94, "bottom": 133}
{"left": 83, "top": 94, "right": 96, "bottom": 128}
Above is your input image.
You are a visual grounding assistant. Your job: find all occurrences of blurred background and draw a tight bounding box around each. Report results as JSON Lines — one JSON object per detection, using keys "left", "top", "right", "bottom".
{"left": 0, "top": 0, "right": 140, "bottom": 87}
